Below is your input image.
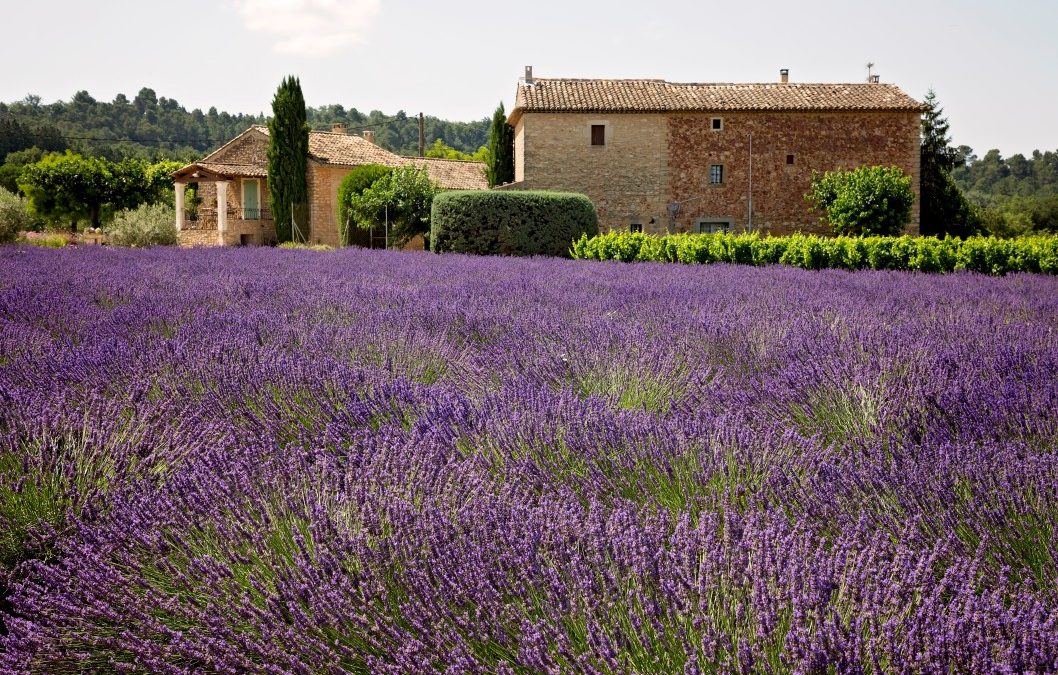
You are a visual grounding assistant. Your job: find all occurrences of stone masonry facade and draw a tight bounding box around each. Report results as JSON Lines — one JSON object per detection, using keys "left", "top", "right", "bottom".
{"left": 513, "top": 110, "right": 920, "bottom": 236}
{"left": 508, "top": 75, "right": 924, "bottom": 236}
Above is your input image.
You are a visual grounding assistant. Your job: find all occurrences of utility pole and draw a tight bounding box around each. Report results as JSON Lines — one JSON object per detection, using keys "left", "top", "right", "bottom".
{"left": 418, "top": 112, "right": 425, "bottom": 157}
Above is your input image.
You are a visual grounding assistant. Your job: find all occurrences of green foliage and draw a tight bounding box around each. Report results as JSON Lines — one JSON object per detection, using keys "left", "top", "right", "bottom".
{"left": 920, "top": 90, "right": 982, "bottom": 237}
{"left": 267, "top": 76, "right": 309, "bottom": 244}
{"left": 347, "top": 165, "right": 437, "bottom": 248}
{"left": 277, "top": 241, "right": 334, "bottom": 251}
{"left": 570, "top": 231, "right": 1058, "bottom": 276}
{"left": 432, "top": 191, "right": 599, "bottom": 257}
{"left": 0, "top": 186, "right": 33, "bottom": 242}
{"left": 424, "top": 139, "right": 488, "bottom": 162}
{"left": 17, "top": 233, "right": 67, "bottom": 248}
{"left": 106, "top": 203, "right": 177, "bottom": 247}
{"left": 807, "top": 166, "right": 915, "bottom": 236}
{"left": 486, "top": 103, "right": 514, "bottom": 187}
{"left": 336, "top": 164, "right": 394, "bottom": 246}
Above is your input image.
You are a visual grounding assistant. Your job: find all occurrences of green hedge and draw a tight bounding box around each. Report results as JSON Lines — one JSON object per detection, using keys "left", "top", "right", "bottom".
{"left": 570, "top": 232, "right": 1058, "bottom": 275}
{"left": 431, "top": 190, "right": 598, "bottom": 257}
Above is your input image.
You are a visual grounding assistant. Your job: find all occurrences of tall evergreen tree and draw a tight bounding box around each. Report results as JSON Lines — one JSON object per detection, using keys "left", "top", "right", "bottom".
{"left": 486, "top": 102, "right": 514, "bottom": 187}
{"left": 267, "top": 76, "right": 309, "bottom": 243}
{"left": 920, "top": 89, "right": 980, "bottom": 237}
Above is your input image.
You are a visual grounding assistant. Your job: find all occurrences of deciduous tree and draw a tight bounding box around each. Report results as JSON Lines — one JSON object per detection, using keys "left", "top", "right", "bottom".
{"left": 807, "top": 166, "right": 915, "bottom": 236}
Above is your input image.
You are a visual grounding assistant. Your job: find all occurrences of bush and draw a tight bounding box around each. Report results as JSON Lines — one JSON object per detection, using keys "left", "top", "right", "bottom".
{"left": 432, "top": 190, "right": 598, "bottom": 257}
{"left": 336, "top": 164, "right": 394, "bottom": 246}
{"left": 107, "top": 203, "right": 177, "bottom": 247}
{"left": 0, "top": 186, "right": 33, "bottom": 243}
{"left": 277, "top": 241, "right": 333, "bottom": 251}
{"left": 570, "top": 231, "right": 1058, "bottom": 276}
{"left": 18, "top": 233, "right": 67, "bottom": 248}
{"left": 808, "top": 166, "right": 915, "bottom": 236}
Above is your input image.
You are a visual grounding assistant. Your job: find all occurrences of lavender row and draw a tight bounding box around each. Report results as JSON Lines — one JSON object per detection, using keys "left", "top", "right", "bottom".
{"left": 1, "top": 246, "right": 1057, "bottom": 672}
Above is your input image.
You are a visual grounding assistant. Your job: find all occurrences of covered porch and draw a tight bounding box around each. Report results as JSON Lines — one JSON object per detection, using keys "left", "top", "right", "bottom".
{"left": 172, "top": 163, "right": 276, "bottom": 246}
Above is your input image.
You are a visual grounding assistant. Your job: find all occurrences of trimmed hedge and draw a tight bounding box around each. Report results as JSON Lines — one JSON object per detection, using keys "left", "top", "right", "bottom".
{"left": 570, "top": 232, "right": 1058, "bottom": 275}
{"left": 431, "top": 190, "right": 598, "bottom": 257}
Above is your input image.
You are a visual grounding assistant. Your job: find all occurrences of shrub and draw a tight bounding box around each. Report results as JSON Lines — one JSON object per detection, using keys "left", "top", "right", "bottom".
{"left": 277, "top": 241, "right": 333, "bottom": 251}
{"left": 570, "top": 232, "right": 1058, "bottom": 276}
{"left": 107, "top": 203, "right": 177, "bottom": 247}
{"left": 0, "top": 187, "right": 33, "bottom": 243}
{"left": 336, "top": 164, "right": 394, "bottom": 246}
{"left": 808, "top": 166, "right": 915, "bottom": 236}
{"left": 432, "top": 190, "right": 598, "bottom": 257}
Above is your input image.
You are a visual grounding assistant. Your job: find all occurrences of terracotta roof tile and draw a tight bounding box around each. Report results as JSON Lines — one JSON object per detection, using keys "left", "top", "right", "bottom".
{"left": 512, "top": 79, "right": 923, "bottom": 119}
{"left": 253, "top": 124, "right": 406, "bottom": 168}
{"left": 407, "top": 157, "right": 488, "bottom": 190}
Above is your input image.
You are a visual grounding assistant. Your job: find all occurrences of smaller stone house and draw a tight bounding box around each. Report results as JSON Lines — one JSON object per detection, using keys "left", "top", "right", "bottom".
{"left": 172, "top": 125, "right": 487, "bottom": 247}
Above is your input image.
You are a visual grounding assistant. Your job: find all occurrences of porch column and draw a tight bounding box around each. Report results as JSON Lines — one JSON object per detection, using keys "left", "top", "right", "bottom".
{"left": 174, "top": 183, "right": 185, "bottom": 232}
{"left": 216, "top": 180, "right": 229, "bottom": 245}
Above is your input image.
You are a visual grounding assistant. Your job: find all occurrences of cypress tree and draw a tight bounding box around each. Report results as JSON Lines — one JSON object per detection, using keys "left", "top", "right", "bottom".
{"left": 267, "top": 76, "right": 309, "bottom": 243}
{"left": 486, "top": 102, "right": 514, "bottom": 187}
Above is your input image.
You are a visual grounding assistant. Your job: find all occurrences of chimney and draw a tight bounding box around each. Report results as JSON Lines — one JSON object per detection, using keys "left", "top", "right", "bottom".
{"left": 869, "top": 74, "right": 880, "bottom": 84}
{"left": 779, "top": 68, "right": 789, "bottom": 84}
{"left": 363, "top": 130, "right": 375, "bottom": 145}
{"left": 331, "top": 122, "right": 347, "bottom": 134}
{"left": 524, "top": 65, "right": 534, "bottom": 85}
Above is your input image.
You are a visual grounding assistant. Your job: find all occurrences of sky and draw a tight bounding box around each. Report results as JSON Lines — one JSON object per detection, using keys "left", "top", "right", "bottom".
{"left": 1, "top": 0, "right": 1056, "bottom": 156}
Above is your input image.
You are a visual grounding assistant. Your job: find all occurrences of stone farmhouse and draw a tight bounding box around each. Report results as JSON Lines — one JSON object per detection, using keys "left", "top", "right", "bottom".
{"left": 172, "top": 125, "right": 487, "bottom": 247}
{"left": 504, "top": 67, "right": 924, "bottom": 235}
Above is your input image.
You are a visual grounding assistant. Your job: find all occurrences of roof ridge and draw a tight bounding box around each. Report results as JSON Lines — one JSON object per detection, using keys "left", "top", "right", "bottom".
{"left": 406, "top": 156, "right": 486, "bottom": 164}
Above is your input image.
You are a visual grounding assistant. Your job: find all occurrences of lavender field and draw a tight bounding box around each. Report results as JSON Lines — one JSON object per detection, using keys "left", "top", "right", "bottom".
{"left": 1, "top": 246, "right": 1057, "bottom": 672}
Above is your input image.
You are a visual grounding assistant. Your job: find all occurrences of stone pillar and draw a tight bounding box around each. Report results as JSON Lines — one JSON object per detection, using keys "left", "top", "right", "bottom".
{"left": 216, "top": 181, "right": 229, "bottom": 246}
{"left": 174, "top": 183, "right": 185, "bottom": 232}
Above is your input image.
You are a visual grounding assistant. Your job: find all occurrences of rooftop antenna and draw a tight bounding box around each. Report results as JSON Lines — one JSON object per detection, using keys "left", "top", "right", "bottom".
{"left": 866, "top": 62, "right": 875, "bottom": 83}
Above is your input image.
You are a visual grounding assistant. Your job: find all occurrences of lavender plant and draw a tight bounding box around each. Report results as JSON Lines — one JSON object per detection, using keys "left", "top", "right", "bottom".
{"left": 1, "top": 246, "right": 1056, "bottom": 672}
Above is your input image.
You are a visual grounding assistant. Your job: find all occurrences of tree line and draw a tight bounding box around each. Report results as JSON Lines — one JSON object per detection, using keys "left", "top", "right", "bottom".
{"left": 0, "top": 88, "right": 489, "bottom": 162}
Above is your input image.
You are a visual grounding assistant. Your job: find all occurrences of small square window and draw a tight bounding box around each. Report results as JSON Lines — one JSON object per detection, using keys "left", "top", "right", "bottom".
{"left": 709, "top": 164, "right": 724, "bottom": 185}
{"left": 786, "top": 154, "right": 795, "bottom": 165}
{"left": 591, "top": 124, "right": 605, "bottom": 146}
{"left": 630, "top": 223, "right": 643, "bottom": 233}
{"left": 697, "top": 221, "right": 730, "bottom": 235}
{"left": 711, "top": 118, "right": 723, "bottom": 131}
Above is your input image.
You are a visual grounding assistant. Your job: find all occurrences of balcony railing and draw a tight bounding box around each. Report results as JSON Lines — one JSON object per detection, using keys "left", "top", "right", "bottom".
{"left": 184, "top": 207, "right": 273, "bottom": 230}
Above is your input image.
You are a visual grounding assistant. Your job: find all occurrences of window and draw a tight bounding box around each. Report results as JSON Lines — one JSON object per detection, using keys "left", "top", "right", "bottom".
{"left": 630, "top": 223, "right": 643, "bottom": 233}
{"left": 786, "top": 154, "right": 795, "bottom": 165}
{"left": 709, "top": 165, "right": 724, "bottom": 185}
{"left": 697, "top": 220, "right": 731, "bottom": 234}
{"left": 711, "top": 117, "right": 723, "bottom": 131}
{"left": 591, "top": 124, "right": 606, "bottom": 146}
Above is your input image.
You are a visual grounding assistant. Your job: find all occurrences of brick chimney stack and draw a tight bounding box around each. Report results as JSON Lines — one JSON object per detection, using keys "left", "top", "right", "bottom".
{"left": 363, "top": 130, "right": 375, "bottom": 145}
{"left": 780, "top": 69, "right": 789, "bottom": 84}
{"left": 524, "top": 65, "right": 534, "bottom": 85}
{"left": 332, "top": 123, "right": 347, "bottom": 134}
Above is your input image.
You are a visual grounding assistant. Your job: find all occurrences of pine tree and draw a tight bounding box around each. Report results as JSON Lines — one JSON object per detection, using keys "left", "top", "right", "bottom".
{"left": 920, "top": 90, "right": 980, "bottom": 237}
{"left": 267, "top": 76, "right": 309, "bottom": 243}
{"left": 486, "top": 102, "right": 514, "bottom": 187}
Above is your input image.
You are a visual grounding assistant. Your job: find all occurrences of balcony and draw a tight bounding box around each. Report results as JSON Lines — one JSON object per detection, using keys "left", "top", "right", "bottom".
{"left": 184, "top": 207, "right": 273, "bottom": 230}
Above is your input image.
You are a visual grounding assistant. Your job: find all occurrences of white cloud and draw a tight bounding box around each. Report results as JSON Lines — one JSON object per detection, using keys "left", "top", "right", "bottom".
{"left": 233, "top": 0, "right": 381, "bottom": 57}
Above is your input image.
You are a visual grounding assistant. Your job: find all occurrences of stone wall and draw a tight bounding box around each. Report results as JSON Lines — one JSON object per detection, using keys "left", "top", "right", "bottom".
{"left": 306, "top": 163, "right": 348, "bottom": 247}
{"left": 179, "top": 178, "right": 277, "bottom": 246}
{"left": 517, "top": 112, "right": 671, "bottom": 234}
{"left": 667, "top": 111, "right": 921, "bottom": 235}
{"left": 516, "top": 109, "right": 921, "bottom": 236}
